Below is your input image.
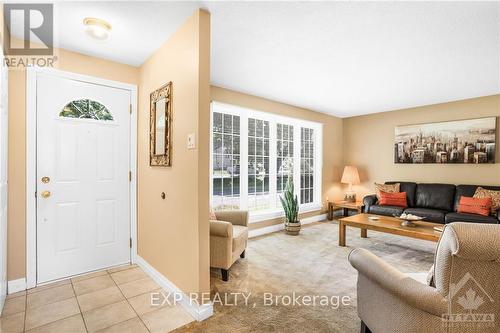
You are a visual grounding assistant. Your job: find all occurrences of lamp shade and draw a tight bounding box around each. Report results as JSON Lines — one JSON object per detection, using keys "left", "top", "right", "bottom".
{"left": 341, "top": 166, "right": 360, "bottom": 185}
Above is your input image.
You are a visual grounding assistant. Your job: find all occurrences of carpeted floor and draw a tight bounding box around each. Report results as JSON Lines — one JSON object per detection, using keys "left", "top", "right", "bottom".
{"left": 175, "top": 220, "right": 437, "bottom": 333}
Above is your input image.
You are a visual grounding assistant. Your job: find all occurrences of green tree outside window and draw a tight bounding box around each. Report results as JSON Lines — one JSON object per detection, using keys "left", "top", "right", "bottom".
{"left": 60, "top": 99, "right": 113, "bottom": 121}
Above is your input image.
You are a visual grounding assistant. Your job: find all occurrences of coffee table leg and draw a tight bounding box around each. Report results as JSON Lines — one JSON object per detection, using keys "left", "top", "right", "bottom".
{"left": 361, "top": 228, "right": 367, "bottom": 238}
{"left": 339, "top": 222, "right": 346, "bottom": 246}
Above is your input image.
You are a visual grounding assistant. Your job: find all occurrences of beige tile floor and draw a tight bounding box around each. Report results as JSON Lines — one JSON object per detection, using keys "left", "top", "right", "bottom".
{"left": 0, "top": 265, "right": 194, "bottom": 333}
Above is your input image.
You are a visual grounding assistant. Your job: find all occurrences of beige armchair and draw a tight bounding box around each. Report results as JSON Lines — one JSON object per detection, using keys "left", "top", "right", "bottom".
{"left": 349, "top": 222, "right": 500, "bottom": 333}
{"left": 210, "top": 210, "right": 249, "bottom": 281}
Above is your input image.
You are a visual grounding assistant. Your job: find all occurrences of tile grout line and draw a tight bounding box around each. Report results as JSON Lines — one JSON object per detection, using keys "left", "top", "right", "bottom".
{"left": 23, "top": 286, "right": 76, "bottom": 312}
{"left": 66, "top": 272, "right": 152, "bottom": 319}
{"left": 18, "top": 266, "right": 142, "bottom": 333}
{"left": 26, "top": 279, "right": 71, "bottom": 295}
{"left": 28, "top": 263, "right": 131, "bottom": 296}
{"left": 110, "top": 269, "right": 152, "bottom": 333}
{"left": 70, "top": 275, "right": 90, "bottom": 333}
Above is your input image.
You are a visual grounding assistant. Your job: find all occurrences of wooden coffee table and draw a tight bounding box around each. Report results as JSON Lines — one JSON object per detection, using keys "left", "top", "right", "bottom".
{"left": 338, "top": 213, "right": 442, "bottom": 246}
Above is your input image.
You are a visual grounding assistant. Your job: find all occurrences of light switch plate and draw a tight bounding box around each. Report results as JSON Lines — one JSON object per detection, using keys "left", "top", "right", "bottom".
{"left": 187, "top": 133, "right": 196, "bottom": 149}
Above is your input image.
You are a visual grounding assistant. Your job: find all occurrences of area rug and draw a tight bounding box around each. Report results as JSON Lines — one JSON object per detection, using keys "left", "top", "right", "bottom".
{"left": 175, "top": 220, "right": 436, "bottom": 333}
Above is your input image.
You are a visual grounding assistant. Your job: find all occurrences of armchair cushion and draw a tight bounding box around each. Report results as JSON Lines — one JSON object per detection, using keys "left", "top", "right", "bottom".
{"left": 446, "top": 222, "right": 500, "bottom": 261}
{"left": 215, "top": 210, "right": 249, "bottom": 227}
{"left": 232, "top": 225, "right": 248, "bottom": 251}
{"left": 349, "top": 248, "right": 447, "bottom": 316}
{"left": 434, "top": 222, "right": 500, "bottom": 298}
{"left": 210, "top": 220, "right": 233, "bottom": 238}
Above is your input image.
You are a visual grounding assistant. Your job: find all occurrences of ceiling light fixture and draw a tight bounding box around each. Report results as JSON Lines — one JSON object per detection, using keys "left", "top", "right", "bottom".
{"left": 83, "top": 17, "right": 112, "bottom": 40}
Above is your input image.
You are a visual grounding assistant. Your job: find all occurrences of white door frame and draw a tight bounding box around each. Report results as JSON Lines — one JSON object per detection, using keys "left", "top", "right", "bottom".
{"left": 26, "top": 66, "right": 138, "bottom": 289}
{"left": 0, "top": 49, "right": 8, "bottom": 311}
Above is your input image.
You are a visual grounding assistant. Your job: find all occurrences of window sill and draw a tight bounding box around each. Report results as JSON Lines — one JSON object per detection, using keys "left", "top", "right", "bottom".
{"left": 249, "top": 204, "right": 323, "bottom": 223}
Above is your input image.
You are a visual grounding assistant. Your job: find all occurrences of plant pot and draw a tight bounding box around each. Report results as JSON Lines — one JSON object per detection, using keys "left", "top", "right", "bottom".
{"left": 285, "top": 221, "right": 301, "bottom": 235}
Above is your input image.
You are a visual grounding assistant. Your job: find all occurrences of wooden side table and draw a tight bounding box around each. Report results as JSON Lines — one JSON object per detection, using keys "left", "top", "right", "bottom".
{"left": 328, "top": 200, "right": 366, "bottom": 238}
{"left": 328, "top": 201, "right": 364, "bottom": 220}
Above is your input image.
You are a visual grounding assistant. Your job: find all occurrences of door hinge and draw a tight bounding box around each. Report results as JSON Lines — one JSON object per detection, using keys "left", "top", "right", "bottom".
{"left": 130, "top": 238, "right": 132, "bottom": 248}
{"left": 129, "top": 171, "right": 132, "bottom": 182}
{"left": 129, "top": 104, "right": 132, "bottom": 114}
{"left": 34, "top": 191, "right": 37, "bottom": 198}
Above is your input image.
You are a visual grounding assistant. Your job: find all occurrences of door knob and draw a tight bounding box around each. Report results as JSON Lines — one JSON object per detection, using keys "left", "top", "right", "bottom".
{"left": 41, "top": 191, "right": 51, "bottom": 198}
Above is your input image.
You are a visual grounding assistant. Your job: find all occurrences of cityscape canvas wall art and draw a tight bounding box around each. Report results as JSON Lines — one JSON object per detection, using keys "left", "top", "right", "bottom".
{"left": 394, "top": 117, "right": 496, "bottom": 164}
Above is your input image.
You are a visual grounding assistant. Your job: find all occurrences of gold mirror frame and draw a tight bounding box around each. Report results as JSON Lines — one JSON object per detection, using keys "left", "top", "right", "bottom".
{"left": 150, "top": 82, "right": 172, "bottom": 166}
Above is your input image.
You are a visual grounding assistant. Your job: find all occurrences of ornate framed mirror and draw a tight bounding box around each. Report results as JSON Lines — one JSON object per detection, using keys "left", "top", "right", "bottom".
{"left": 150, "top": 82, "right": 172, "bottom": 166}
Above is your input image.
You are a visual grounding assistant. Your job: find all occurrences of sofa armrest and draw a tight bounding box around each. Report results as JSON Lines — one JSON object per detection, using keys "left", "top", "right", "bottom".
{"left": 210, "top": 220, "right": 233, "bottom": 238}
{"left": 215, "top": 210, "right": 249, "bottom": 227}
{"left": 496, "top": 208, "right": 500, "bottom": 224}
{"left": 349, "top": 248, "right": 447, "bottom": 316}
{"left": 363, "top": 195, "right": 378, "bottom": 213}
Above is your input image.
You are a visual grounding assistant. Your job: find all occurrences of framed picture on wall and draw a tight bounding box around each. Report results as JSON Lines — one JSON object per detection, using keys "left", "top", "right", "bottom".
{"left": 394, "top": 117, "right": 496, "bottom": 164}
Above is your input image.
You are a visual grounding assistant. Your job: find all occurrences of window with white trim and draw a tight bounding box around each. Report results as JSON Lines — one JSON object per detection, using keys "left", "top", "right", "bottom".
{"left": 210, "top": 102, "right": 322, "bottom": 220}
{"left": 247, "top": 118, "right": 270, "bottom": 210}
{"left": 212, "top": 112, "right": 240, "bottom": 210}
{"left": 300, "top": 127, "right": 315, "bottom": 204}
{"left": 276, "top": 123, "right": 294, "bottom": 205}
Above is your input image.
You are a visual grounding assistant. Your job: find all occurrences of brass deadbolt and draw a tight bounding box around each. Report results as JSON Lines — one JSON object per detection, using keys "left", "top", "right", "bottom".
{"left": 41, "top": 176, "right": 50, "bottom": 183}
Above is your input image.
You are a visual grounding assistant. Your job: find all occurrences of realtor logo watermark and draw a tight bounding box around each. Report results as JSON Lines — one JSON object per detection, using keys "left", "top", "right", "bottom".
{"left": 442, "top": 272, "right": 495, "bottom": 329}
{"left": 3, "top": 3, "right": 57, "bottom": 68}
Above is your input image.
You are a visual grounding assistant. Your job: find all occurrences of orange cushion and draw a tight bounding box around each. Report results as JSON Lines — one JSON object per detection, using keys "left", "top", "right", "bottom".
{"left": 379, "top": 191, "right": 407, "bottom": 208}
{"left": 473, "top": 187, "right": 500, "bottom": 216}
{"left": 458, "top": 196, "right": 492, "bottom": 216}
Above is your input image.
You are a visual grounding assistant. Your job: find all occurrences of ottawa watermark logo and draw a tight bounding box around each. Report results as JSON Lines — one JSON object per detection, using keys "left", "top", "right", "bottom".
{"left": 442, "top": 272, "right": 495, "bottom": 329}
{"left": 2, "top": 3, "right": 57, "bottom": 68}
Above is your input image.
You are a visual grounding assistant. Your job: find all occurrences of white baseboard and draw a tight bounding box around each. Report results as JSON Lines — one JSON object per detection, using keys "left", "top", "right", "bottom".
{"left": 249, "top": 223, "right": 283, "bottom": 238}
{"left": 302, "top": 213, "right": 328, "bottom": 225}
{"left": 8, "top": 278, "right": 26, "bottom": 294}
{"left": 249, "top": 213, "right": 327, "bottom": 238}
{"left": 136, "top": 256, "right": 213, "bottom": 322}
{"left": 0, "top": 295, "right": 5, "bottom": 317}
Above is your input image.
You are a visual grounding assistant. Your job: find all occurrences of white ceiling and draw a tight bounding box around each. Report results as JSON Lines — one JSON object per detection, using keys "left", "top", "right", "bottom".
{"left": 9, "top": 1, "right": 500, "bottom": 117}
{"left": 51, "top": 1, "right": 201, "bottom": 67}
{"left": 208, "top": 1, "right": 500, "bottom": 117}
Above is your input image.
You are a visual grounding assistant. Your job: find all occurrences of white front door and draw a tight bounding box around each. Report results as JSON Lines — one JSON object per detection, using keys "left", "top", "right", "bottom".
{"left": 36, "top": 73, "right": 131, "bottom": 284}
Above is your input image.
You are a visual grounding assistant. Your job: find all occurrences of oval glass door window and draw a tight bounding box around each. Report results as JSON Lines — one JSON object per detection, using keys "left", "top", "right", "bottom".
{"left": 60, "top": 99, "right": 113, "bottom": 121}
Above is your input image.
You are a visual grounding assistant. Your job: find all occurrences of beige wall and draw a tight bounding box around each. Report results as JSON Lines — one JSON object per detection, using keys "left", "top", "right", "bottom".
{"left": 137, "top": 9, "right": 210, "bottom": 296}
{"left": 210, "top": 86, "right": 345, "bottom": 230}
{"left": 8, "top": 47, "right": 139, "bottom": 280}
{"left": 343, "top": 94, "right": 500, "bottom": 198}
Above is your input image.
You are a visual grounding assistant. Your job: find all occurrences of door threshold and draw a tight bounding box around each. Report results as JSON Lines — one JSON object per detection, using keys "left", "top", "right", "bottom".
{"left": 35, "top": 261, "right": 132, "bottom": 288}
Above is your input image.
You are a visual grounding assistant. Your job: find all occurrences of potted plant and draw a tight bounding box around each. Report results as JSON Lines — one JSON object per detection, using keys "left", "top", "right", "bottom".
{"left": 279, "top": 177, "right": 300, "bottom": 235}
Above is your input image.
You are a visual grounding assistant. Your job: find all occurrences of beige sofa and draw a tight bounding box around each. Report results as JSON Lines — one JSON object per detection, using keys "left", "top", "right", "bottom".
{"left": 349, "top": 222, "right": 500, "bottom": 333}
{"left": 210, "top": 210, "right": 249, "bottom": 281}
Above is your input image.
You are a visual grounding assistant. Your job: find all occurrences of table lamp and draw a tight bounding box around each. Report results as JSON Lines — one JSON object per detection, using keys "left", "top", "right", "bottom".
{"left": 341, "top": 166, "right": 360, "bottom": 202}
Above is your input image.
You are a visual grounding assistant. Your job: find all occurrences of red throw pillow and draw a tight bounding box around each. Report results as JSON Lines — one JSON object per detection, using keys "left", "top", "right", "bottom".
{"left": 379, "top": 191, "right": 407, "bottom": 208}
{"left": 458, "top": 196, "right": 492, "bottom": 216}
